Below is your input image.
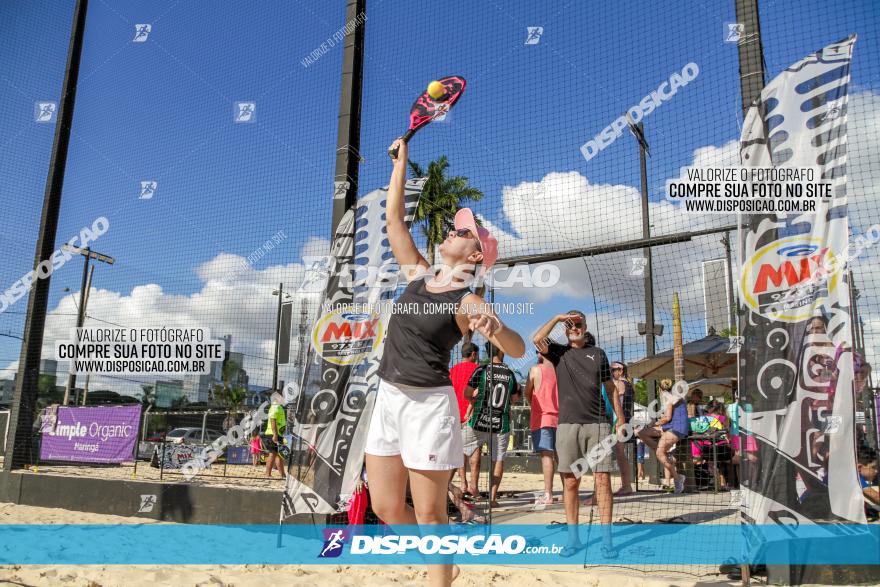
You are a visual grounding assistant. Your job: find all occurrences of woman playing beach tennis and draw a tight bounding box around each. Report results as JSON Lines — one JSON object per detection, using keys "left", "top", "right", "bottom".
{"left": 364, "top": 138, "right": 525, "bottom": 586}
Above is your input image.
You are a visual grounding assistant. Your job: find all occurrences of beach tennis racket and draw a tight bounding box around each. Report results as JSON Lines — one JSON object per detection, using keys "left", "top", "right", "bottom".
{"left": 388, "top": 75, "right": 467, "bottom": 159}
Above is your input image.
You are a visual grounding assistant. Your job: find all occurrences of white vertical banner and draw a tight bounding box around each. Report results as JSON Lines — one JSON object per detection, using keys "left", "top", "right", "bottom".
{"left": 738, "top": 35, "right": 864, "bottom": 526}
{"left": 282, "top": 179, "right": 424, "bottom": 516}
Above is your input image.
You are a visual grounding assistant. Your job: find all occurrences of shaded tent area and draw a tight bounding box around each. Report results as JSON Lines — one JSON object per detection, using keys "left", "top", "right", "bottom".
{"left": 628, "top": 334, "right": 737, "bottom": 381}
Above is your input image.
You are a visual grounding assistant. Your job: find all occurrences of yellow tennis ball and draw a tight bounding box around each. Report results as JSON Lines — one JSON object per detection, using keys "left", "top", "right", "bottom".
{"left": 427, "top": 80, "right": 445, "bottom": 100}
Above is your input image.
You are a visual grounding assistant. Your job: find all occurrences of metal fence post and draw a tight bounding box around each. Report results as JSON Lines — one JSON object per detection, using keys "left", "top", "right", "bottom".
{"left": 222, "top": 409, "right": 229, "bottom": 478}
{"left": 201, "top": 412, "right": 209, "bottom": 444}
{"left": 159, "top": 430, "right": 166, "bottom": 481}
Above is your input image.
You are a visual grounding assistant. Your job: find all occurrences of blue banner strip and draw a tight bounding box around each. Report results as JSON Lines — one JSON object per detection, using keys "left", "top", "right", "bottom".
{"left": 1, "top": 524, "right": 878, "bottom": 565}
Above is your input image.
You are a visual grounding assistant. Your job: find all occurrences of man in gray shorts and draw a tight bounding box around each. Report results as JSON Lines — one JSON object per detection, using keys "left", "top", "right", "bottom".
{"left": 534, "top": 310, "right": 624, "bottom": 556}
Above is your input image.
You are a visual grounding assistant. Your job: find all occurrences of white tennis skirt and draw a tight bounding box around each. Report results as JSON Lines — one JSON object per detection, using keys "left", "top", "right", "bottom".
{"left": 364, "top": 377, "right": 464, "bottom": 470}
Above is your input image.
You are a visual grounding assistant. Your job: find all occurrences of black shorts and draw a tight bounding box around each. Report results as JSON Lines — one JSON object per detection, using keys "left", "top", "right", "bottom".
{"left": 261, "top": 434, "right": 280, "bottom": 452}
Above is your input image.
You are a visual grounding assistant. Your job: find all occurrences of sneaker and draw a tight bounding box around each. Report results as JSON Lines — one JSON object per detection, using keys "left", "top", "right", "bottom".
{"left": 674, "top": 474, "right": 686, "bottom": 494}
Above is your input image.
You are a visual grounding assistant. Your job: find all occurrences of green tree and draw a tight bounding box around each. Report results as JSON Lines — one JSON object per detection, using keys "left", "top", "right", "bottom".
{"left": 218, "top": 386, "right": 247, "bottom": 410}
{"left": 140, "top": 384, "right": 155, "bottom": 408}
{"left": 719, "top": 325, "right": 738, "bottom": 338}
{"left": 170, "top": 395, "right": 189, "bottom": 410}
{"left": 408, "top": 157, "right": 484, "bottom": 266}
{"left": 633, "top": 378, "right": 648, "bottom": 407}
{"left": 211, "top": 359, "right": 243, "bottom": 407}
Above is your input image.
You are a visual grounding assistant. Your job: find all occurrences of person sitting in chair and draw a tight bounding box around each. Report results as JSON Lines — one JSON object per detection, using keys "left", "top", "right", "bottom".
{"left": 637, "top": 379, "right": 688, "bottom": 493}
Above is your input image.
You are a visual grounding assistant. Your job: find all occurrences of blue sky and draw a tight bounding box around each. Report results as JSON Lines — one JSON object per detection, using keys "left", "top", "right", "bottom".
{"left": 1, "top": 0, "right": 877, "bottom": 391}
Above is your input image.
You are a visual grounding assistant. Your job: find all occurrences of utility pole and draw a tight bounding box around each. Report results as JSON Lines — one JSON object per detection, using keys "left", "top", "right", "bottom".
{"left": 721, "top": 232, "right": 737, "bottom": 332}
{"left": 272, "top": 284, "right": 290, "bottom": 391}
{"left": 63, "top": 245, "right": 114, "bottom": 406}
{"left": 734, "top": 1, "right": 766, "bottom": 584}
{"left": 81, "top": 265, "right": 94, "bottom": 405}
{"left": 627, "top": 119, "right": 658, "bottom": 387}
{"left": 298, "top": 300, "right": 310, "bottom": 384}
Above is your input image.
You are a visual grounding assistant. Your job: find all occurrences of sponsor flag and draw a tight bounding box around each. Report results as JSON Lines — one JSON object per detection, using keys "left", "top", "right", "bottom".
{"left": 39, "top": 404, "right": 141, "bottom": 463}
{"left": 281, "top": 179, "right": 424, "bottom": 516}
{"left": 738, "top": 35, "right": 864, "bottom": 527}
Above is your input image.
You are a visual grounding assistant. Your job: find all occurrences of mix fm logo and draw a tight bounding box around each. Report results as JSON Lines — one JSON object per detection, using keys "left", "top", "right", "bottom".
{"left": 311, "top": 307, "right": 384, "bottom": 365}
{"left": 739, "top": 235, "right": 839, "bottom": 322}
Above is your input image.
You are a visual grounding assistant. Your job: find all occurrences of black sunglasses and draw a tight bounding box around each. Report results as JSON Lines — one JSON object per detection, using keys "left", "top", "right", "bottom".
{"left": 454, "top": 227, "right": 482, "bottom": 251}
{"left": 566, "top": 321, "right": 584, "bottom": 329}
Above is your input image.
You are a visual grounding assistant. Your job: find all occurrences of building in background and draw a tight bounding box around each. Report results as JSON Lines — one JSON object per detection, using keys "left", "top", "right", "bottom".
{"left": 226, "top": 351, "right": 248, "bottom": 389}
{"left": 0, "top": 379, "right": 14, "bottom": 405}
{"left": 154, "top": 379, "right": 186, "bottom": 408}
{"left": 1, "top": 359, "right": 59, "bottom": 405}
{"left": 180, "top": 336, "right": 249, "bottom": 405}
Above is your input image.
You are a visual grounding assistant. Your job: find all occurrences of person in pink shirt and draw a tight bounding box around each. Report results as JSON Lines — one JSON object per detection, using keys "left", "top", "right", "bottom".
{"left": 249, "top": 432, "right": 262, "bottom": 468}
{"left": 525, "top": 353, "right": 560, "bottom": 508}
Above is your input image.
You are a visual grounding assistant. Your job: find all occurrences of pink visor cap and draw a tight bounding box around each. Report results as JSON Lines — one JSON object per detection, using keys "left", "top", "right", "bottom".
{"left": 454, "top": 208, "right": 498, "bottom": 269}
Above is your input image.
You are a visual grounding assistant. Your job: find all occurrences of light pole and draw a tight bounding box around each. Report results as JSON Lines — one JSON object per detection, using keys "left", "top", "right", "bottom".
{"left": 297, "top": 298, "right": 310, "bottom": 384}
{"left": 62, "top": 245, "right": 113, "bottom": 405}
{"left": 720, "top": 232, "right": 737, "bottom": 332}
{"left": 272, "top": 284, "right": 291, "bottom": 392}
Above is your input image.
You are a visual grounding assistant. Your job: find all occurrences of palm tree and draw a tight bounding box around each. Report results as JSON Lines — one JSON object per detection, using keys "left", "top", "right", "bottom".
{"left": 408, "top": 156, "right": 484, "bottom": 266}
{"left": 211, "top": 359, "right": 242, "bottom": 407}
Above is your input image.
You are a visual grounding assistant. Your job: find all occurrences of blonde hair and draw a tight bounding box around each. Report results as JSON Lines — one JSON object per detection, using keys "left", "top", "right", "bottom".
{"left": 659, "top": 378, "right": 673, "bottom": 391}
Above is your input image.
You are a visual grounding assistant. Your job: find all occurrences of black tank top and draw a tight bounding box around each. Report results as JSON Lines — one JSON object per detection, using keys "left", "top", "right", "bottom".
{"left": 377, "top": 276, "right": 470, "bottom": 387}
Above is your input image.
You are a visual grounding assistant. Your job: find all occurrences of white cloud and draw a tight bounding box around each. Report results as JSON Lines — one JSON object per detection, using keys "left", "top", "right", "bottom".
{"left": 5, "top": 238, "right": 331, "bottom": 398}
{"left": 485, "top": 91, "right": 880, "bottom": 369}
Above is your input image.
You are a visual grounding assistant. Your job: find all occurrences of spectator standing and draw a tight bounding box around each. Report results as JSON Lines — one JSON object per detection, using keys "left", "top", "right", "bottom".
{"left": 262, "top": 392, "right": 287, "bottom": 480}
{"left": 462, "top": 347, "right": 521, "bottom": 509}
{"left": 611, "top": 361, "right": 635, "bottom": 496}
{"left": 450, "top": 342, "right": 481, "bottom": 495}
{"left": 533, "top": 311, "right": 623, "bottom": 558}
{"left": 524, "top": 353, "right": 560, "bottom": 508}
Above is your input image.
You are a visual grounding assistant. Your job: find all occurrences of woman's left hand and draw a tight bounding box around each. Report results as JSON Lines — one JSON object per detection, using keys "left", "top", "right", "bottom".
{"left": 469, "top": 313, "right": 501, "bottom": 338}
